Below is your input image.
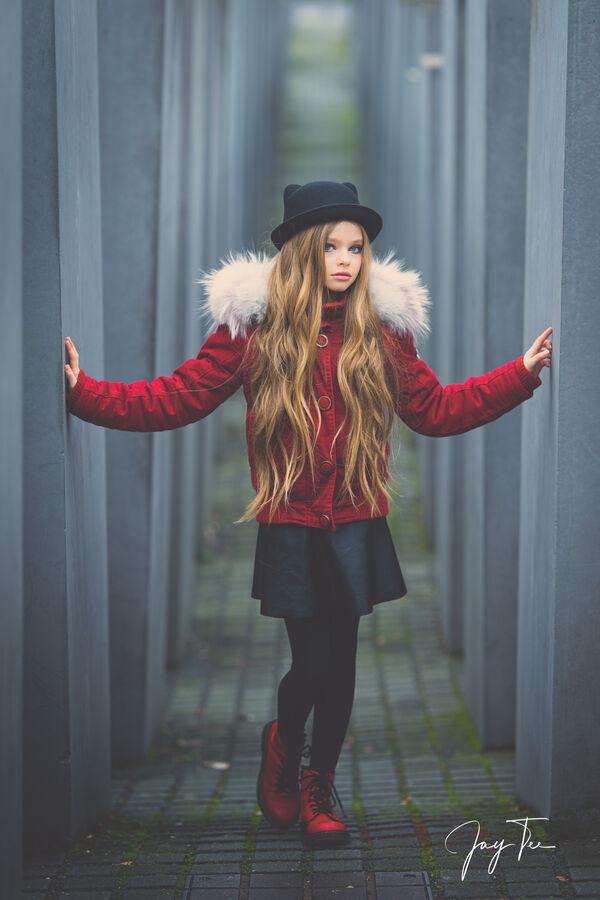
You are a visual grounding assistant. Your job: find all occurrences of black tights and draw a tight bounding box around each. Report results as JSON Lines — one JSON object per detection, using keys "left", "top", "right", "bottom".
{"left": 276, "top": 609, "right": 360, "bottom": 773}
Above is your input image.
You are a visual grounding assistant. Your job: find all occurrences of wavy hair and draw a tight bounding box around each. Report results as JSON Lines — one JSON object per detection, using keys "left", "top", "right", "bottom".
{"left": 235, "top": 221, "right": 403, "bottom": 524}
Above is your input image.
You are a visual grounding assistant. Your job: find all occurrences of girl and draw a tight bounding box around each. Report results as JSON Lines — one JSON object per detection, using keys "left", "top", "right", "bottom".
{"left": 64, "top": 180, "right": 552, "bottom": 849}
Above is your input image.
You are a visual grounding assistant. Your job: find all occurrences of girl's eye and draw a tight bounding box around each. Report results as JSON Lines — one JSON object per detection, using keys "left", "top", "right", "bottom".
{"left": 324, "top": 243, "right": 363, "bottom": 253}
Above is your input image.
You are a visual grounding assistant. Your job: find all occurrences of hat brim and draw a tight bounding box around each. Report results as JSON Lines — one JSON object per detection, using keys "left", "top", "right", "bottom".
{"left": 270, "top": 203, "right": 383, "bottom": 251}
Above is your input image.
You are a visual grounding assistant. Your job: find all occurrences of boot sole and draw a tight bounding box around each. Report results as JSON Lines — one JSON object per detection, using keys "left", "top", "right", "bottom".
{"left": 300, "top": 822, "right": 351, "bottom": 849}
{"left": 256, "top": 722, "right": 299, "bottom": 830}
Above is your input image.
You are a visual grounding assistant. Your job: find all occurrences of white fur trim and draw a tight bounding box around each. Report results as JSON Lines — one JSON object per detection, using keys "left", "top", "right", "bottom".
{"left": 197, "top": 251, "right": 275, "bottom": 339}
{"left": 198, "top": 250, "right": 430, "bottom": 341}
{"left": 368, "top": 252, "right": 430, "bottom": 341}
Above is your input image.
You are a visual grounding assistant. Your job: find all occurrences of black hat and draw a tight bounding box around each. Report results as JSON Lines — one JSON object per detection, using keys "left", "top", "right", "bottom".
{"left": 270, "top": 180, "right": 383, "bottom": 250}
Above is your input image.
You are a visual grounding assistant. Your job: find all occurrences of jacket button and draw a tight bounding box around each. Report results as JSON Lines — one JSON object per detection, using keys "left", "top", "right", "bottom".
{"left": 319, "top": 460, "right": 335, "bottom": 475}
{"left": 316, "top": 333, "right": 329, "bottom": 348}
{"left": 319, "top": 514, "right": 331, "bottom": 528}
{"left": 318, "top": 395, "right": 332, "bottom": 411}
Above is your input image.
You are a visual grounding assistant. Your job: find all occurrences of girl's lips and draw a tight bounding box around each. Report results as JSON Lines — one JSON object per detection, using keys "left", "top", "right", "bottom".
{"left": 332, "top": 273, "right": 350, "bottom": 279}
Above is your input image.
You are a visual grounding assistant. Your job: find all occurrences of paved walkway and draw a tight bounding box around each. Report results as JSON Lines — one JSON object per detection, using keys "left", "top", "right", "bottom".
{"left": 22, "top": 3, "right": 598, "bottom": 899}
{"left": 22, "top": 392, "right": 599, "bottom": 897}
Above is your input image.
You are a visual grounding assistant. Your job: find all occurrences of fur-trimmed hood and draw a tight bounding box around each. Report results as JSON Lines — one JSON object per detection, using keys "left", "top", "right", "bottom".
{"left": 198, "top": 251, "right": 430, "bottom": 343}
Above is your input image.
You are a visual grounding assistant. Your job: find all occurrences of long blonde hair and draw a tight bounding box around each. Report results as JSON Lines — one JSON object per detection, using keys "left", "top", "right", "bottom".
{"left": 235, "top": 221, "right": 403, "bottom": 524}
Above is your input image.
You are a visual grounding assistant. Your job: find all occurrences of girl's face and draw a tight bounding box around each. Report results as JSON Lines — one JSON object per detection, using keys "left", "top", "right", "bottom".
{"left": 323, "top": 221, "right": 363, "bottom": 293}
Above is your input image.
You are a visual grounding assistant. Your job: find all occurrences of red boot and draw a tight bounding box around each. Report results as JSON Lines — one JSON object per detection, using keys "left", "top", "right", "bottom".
{"left": 256, "top": 720, "right": 307, "bottom": 828}
{"left": 300, "top": 766, "right": 350, "bottom": 848}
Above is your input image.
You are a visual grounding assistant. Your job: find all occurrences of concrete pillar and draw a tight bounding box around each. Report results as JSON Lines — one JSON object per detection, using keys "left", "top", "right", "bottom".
{"left": 166, "top": 0, "right": 210, "bottom": 666}
{"left": 517, "top": 0, "right": 600, "bottom": 821}
{"left": 22, "top": 0, "right": 111, "bottom": 846}
{"left": 0, "top": 1, "right": 22, "bottom": 892}
{"left": 97, "top": 0, "right": 181, "bottom": 762}
{"left": 435, "top": 0, "right": 467, "bottom": 653}
{"left": 413, "top": 4, "right": 442, "bottom": 549}
{"left": 461, "top": 0, "right": 530, "bottom": 747}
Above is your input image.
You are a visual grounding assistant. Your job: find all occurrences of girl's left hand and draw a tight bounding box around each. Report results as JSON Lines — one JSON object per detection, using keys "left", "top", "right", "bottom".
{"left": 523, "top": 327, "right": 553, "bottom": 377}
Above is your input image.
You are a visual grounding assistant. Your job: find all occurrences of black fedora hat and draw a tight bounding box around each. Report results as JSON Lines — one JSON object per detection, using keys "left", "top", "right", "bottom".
{"left": 270, "top": 180, "right": 383, "bottom": 250}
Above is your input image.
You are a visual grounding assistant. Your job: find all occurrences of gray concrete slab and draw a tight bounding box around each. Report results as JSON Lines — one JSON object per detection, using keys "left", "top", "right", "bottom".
{"left": 461, "top": 0, "right": 530, "bottom": 748}
{"left": 97, "top": 0, "right": 175, "bottom": 763}
{"left": 517, "top": 0, "right": 600, "bottom": 821}
{"left": 0, "top": 2, "right": 23, "bottom": 895}
{"left": 22, "top": 0, "right": 111, "bottom": 847}
{"left": 435, "top": 0, "right": 467, "bottom": 655}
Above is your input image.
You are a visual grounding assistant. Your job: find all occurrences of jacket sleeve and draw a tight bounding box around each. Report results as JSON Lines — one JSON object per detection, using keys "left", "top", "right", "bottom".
{"left": 392, "top": 332, "right": 542, "bottom": 437}
{"left": 66, "top": 324, "right": 245, "bottom": 432}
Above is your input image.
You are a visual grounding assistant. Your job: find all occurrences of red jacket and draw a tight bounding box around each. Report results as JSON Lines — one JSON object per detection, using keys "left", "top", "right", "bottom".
{"left": 67, "top": 253, "right": 541, "bottom": 530}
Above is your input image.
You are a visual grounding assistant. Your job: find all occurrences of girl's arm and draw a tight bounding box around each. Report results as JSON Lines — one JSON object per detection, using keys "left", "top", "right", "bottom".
{"left": 64, "top": 324, "right": 245, "bottom": 432}
{"left": 393, "top": 328, "right": 551, "bottom": 437}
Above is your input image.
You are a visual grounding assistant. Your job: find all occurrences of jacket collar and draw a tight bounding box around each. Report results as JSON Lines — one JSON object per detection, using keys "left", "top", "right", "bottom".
{"left": 199, "top": 251, "right": 430, "bottom": 342}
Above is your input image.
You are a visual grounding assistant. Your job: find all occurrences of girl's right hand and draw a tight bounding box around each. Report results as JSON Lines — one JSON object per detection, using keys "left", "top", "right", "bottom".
{"left": 65, "top": 337, "right": 80, "bottom": 392}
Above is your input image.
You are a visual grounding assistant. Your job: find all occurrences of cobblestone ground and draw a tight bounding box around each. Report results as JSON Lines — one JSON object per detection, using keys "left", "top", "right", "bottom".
{"left": 21, "top": 390, "right": 600, "bottom": 899}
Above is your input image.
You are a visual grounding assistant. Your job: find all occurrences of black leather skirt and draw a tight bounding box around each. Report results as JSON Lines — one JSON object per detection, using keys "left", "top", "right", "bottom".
{"left": 251, "top": 516, "right": 407, "bottom": 619}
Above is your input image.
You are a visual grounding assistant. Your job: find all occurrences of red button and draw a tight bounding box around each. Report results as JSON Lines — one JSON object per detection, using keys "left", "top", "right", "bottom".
{"left": 319, "top": 514, "right": 331, "bottom": 528}
{"left": 316, "top": 333, "right": 329, "bottom": 348}
{"left": 318, "top": 395, "right": 332, "bottom": 411}
{"left": 319, "top": 460, "right": 335, "bottom": 475}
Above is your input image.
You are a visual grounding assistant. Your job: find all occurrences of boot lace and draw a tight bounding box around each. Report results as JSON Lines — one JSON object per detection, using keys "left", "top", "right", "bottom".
{"left": 304, "top": 769, "right": 346, "bottom": 822}
{"left": 274, "top": 742, "right": 311, "bottom": 795}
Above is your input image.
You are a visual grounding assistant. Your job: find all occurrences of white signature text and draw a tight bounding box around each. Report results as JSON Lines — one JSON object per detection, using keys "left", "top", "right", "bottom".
{"left": 444, "top": 817, "right": 556, "bottom": 880}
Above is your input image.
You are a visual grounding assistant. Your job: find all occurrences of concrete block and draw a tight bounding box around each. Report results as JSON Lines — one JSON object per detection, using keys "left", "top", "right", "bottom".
{"left": 0, "top": 1, "right": 22, "bottom": 893}
{"left": 22, "top": 0, "right": 111, "bottom": 846}
{"left": 435, "top": 0, "right": 467, "bottom": 653}
{"left": 97, "top": 0, "right": 174, "bottom": 762}
{"left": 461, "top": 0, "right": 530, "bottom": 748}
{"left": 517, "top": 0, "right": 600, "bottom": 820}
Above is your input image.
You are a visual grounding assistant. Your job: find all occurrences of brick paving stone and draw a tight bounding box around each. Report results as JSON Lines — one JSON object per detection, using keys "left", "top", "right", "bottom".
{"left": 247, "top": 891, "right": 304, "bottom": 900}
{"left": 185, "top": 873, "right": 241, "bottom": 888}
{"left": 249, "top": 859, "right": 304, "bottom": 873}
{"left": 311, "top": 858, "right": 366, "bottom": 873}
{"left": 574, "top": 884, "right": 600, "bottom": 897}
{"left": 21, "top": 876, "right": 53, "bottom": 890}
{"left": 569, "top": 866, "right": 600, "bottom": 879}
{"left": 439, "top": 868, "right": 499, "bottom": 884}
{"left": 55, "top": 894, "right": 113, "bottom": 900}
{"left": 562, "top": 839, "right": 600, "bottom": 865}
{"left": 188, "top": 861, "right": 242, "bottom": 873}
{"left": 501, "top": 865, "right": 562, "bottom": 881}
{"left": 312, "top": 871, "right": 366, "bottom": 887}
{"left": 250, "top": 871, "right": 305, "bottom": 888}
{"left": 125, "top": 874, "right": 180, "bottom": 887}
{"left": 187, "top": 891, "right": 239, "bottom": 900}
{"left": 443, "top": 882, "right": 505, "bottom": 898}
{"left": 505, "top": 882, "right": 564, "bottom": 897}
{"left": 377, "top": 890, "right": 430, "bottom": 900}
{"left": 312, "top": 887, "right": 367, "bottom": 900}
{"left": 120, "top": 891, "right": 176, "bottom": 900}
{"left": 61, "top": 876, "right": 117, "bottom": 890}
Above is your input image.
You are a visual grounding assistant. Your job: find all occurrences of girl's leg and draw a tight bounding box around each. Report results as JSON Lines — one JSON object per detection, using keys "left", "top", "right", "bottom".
{"left": 309, "top": 608, "right": 360, "bottom": 773}
{"left": 277, "top": 615, "right": 331, "bottom": 746}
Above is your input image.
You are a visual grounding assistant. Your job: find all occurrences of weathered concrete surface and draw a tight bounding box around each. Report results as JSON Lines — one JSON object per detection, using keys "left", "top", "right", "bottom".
{"left": 22, "top": 0, "right": 111, "bottom": 847}
{"left": 461, "top": 0, "right": 530, "bottom": 749}
{"left": 0, "top": 1, "right": 22, "bottom": 894}
{"left": 435, "top": 0, "right": 468, "bottom": 656}
{"left": 517, "top": 0, "right": 600, "bottom": 821}
{"left": 97, "top": 0, "right": 180, "bottom": 764}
